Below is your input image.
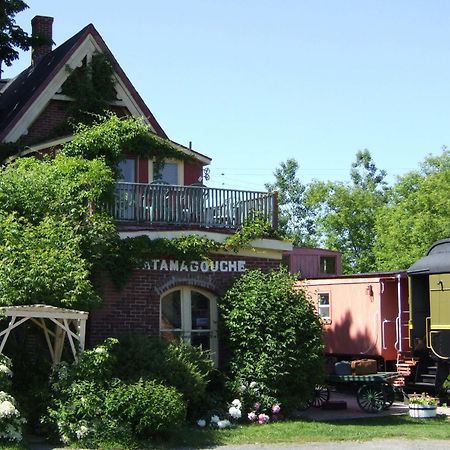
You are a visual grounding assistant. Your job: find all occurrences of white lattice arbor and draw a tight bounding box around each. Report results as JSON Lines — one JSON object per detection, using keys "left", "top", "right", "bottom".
{"left": 0, "top": 304, "right": 89, "bottom": 364}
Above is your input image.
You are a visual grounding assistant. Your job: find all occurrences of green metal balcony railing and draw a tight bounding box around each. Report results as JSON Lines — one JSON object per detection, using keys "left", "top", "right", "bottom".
{"left": 110, "top": 182, "right": 278, "bottom": 230}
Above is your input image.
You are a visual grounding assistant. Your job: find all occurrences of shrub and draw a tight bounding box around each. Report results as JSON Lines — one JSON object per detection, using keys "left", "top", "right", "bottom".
{"left": 0, "top": 391, "right": 26, "bottom": 443}
{"left": 111, "top": 335, "right": 213, "bottom": 416}
{"left": 45, "top": 336, "right": 209, "bottom": 445}
{"left": 49, "top": 337, "right": 118, "bottom": 395}
{"left": 220, "top": 268, "right": 324, "bottom": 411}
{"left": 103, "top": 379, "right": 186, "bottom": 439}
{"left": 0, "top": 354, "right": 13, "bottom": 393}
{"left": 45, "top": 380, "right": 106, "bottom": 446}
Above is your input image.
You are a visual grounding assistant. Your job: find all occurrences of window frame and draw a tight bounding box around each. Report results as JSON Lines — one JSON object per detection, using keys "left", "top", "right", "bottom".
{"left": 160, "top": 286, "right": 218, "bottom": 366}
{"left": 149, "top": 158, "right": 184, "bottom": 185}
{"left": 117, "top": 157, "right": 137, "bottom": 183}
{"left": 317, "top": 291, "right": 331, "bottom": 321}
{"left": 319, "top": 256, "right": 337, "bottom": 275}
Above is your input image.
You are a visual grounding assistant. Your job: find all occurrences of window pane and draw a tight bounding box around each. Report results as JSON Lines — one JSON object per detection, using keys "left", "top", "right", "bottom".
{"left": 319, "top": 293, "right": 329, "bottom": 306}
{"left": 161, "top": 291, "right": 181, "bottom": 329}
{"left": 191, "top": 332, "right": 210, "bottom": 350}
{"left": 318, "top": 293, "right": 330, "bottom": 318}
{"left": 161, "top": 330, "right": 182, "bottom": 343}
{"left": 118, "top": 159, "right": 135, "bottom": 182}
{"left": 320, "top": 256, "right": 336, "bottom": 274}
{"left": 155, "top": 162, "right": 178, "bottom": 185}
{"left": 191, "top": 291, "right": 210, "bottom": 330}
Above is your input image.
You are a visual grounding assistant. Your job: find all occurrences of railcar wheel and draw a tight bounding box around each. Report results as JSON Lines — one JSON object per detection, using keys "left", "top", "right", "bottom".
{"left": 381, "top": 383, "right": 395, "bottom": 409}
{"left": 311, "top": 385, "right": 330, "bottom": 408}
{"left": 356, "top": 384, "right": 385, "bottom": 413}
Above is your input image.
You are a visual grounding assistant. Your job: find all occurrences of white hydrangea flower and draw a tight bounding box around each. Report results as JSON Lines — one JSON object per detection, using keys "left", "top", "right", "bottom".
{"left": 75, "top": 425, "right": 89, "bottom": 439}
{"left": 228, "top": 406, "right": 242, "bottom": 419}
{"left": 0, "top": 400, "right": 17, "bottom": 418}
{"left": 210, "top": 415, "right": 220, "bottom": 423}
{"left": 231, "top": 399, "right": 242, "bottom": 409}
{"left": 0, "top": 364, "right": 12, "bottom": 377}
{"left": 249, "top": 381, "right": 257, "bottom": 388}
{"left": 217, "top": 419, "right": 231, "bottom": 429}
{"left": 197, "top": 419, "right": 206, "bottom": 428}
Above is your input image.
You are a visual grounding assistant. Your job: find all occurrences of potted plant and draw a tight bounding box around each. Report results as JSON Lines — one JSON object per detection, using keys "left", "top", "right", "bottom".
{"left": 408, "top": 392, "right": 438, "bottom": 418}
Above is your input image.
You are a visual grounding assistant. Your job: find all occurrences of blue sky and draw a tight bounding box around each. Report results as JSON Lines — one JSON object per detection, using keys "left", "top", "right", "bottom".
{"left": 4, "top": 0, "right": 450, "bottom": 190}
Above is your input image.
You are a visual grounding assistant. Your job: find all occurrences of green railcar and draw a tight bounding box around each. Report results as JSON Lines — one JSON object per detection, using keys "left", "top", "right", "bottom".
{"left": 408, "top": 239, "right": 450, "bottom": 390}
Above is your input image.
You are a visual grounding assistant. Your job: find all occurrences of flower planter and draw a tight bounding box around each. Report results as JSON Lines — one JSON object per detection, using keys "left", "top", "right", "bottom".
{"left": 408, "top": 404, "right": 437, "bottom": 418}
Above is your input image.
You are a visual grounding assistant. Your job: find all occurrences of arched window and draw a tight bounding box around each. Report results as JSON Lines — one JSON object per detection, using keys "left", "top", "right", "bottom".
{"left": 160, "top": 287, "right": 218, "bottom": 366}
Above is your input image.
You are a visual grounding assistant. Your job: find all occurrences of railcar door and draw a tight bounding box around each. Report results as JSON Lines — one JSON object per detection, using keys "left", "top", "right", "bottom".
{"left": 428, "top": 273, "right": 450, "bottom": 359}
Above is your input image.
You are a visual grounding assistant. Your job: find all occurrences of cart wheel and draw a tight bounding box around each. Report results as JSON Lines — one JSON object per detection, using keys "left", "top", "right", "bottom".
{"left": 356, "top": 384, "right": 385, "bottom": 413}
{"left": 311, "top": 385, "right": 330, "bottom": 408}
{"left": 381, "top": 383, "right": 395, "bottom": 409}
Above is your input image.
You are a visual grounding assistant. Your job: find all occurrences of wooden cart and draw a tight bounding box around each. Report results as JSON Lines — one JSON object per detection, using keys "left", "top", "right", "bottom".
{"left": 309, "top": 372, "right": 400, "bottom": 413}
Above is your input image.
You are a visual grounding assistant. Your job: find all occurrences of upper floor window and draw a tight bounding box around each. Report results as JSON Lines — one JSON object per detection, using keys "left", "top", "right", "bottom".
{"left": 320, "top": 256, "right": 336, "bottom": 275}
{"left": 318, "top": 292, "right": 330, "bottom": 319}
{"left": 153, "top": 162, "right": 179, "bottom": 185}
{"left": 118, "top": 158, "right": 136, "bottom": 182}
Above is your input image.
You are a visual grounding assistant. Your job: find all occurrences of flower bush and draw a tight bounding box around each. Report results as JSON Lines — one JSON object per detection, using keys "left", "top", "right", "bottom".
{"left": 408, "top": 392, "right": 439, "bottom": 406}
{"left": 0, "top": 391, "right": 26, "bottom": 443}
{"left": 45, "top": 336, "right": 211, "bottom": 446}
{"left": 232, "top": 380, "right": 281, "bottom": 424}
{"left": 0, "top": 355, "right": 13, "bottom": 393}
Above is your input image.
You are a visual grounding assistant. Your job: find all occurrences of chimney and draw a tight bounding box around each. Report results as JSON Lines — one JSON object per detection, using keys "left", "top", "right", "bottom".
{"left": 31, "top": 16, "right": 54, "bottom": 65}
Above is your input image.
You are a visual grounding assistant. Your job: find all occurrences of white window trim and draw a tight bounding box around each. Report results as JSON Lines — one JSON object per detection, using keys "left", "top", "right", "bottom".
{"left": 149, "top": 158, "right": 184, "bottom": 185}
{"left": 160, "top": 286, "right": 218, "bottom": 366}
{"left": 317, "top": 292, "right": 331, "bottom": 321}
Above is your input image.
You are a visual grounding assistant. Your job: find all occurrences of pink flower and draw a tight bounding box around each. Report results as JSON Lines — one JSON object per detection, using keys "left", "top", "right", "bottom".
{"left": 258, "top": 413, "right": 270, "bottom": 424}
{"left": 271, "top": 404, "right": 281, "bottom": 414}
{"left": 253, "top": 401, "right": 261, "bottom": 411}
{"left": 248, "top": 411, "right": 257, "bottom": 422}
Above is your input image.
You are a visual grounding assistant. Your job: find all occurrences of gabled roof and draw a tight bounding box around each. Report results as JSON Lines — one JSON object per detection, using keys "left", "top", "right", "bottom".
{"left": 0, "top": 23, "right": 168, "bottom": 144}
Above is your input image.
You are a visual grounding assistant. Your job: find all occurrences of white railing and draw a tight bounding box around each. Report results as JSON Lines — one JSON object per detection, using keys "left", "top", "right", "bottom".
{"left": 109, "top": 182, "right": 278, "bottom": 229}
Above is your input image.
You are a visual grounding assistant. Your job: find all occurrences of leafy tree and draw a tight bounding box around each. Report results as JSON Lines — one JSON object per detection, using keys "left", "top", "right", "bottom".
{"left": 220, "top": 268, "right": 324, "bottom": 411}
{"left": 374, "top": 149, "right": 450, "bottom": 270}
{"left": 265, "top": 158, "right": 316, "bottom": 246}
{"left": 0, "top": 154, "right": 116, "bottom": 309}
{"left": 306, "top": 150, "right": 388, "bottom": 273}
{"left": 0, "top": 1, "right": 48, "bottom": 74}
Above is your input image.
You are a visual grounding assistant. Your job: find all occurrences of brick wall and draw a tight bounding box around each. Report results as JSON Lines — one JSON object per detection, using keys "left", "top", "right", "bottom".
{"left": 23, "top": 102, "right": 129, "bottom": 146}
{"left": 88, "top": 254, "right": 281, "bottom": 346}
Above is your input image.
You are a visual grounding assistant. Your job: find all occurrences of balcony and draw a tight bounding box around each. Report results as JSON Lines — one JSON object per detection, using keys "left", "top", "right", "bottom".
{"left": 110, "top": 182, "right": 278, "bottom": 230}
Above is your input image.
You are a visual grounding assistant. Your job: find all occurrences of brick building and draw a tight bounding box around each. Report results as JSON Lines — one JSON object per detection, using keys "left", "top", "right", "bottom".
{"left": 0, "top": 17, "right": 290, "bottom": 365}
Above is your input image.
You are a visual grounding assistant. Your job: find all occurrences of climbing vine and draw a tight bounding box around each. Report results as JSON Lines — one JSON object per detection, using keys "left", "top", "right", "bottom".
{"left": 62, "top": 52, "right": 117, "bottom": 127}
{"left": 61, "top": 113, "right": 191, "bottom": 175}
{"left": 107, "top": 218, "right": 281, "bottom": 288}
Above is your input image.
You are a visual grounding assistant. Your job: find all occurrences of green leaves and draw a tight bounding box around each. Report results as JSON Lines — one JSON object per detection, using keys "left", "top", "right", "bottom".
{"left": 61, "top": 113, "right": 188, "bottom": 173}
{"left": 304, "top": 150, "right": 388, "bottom": 273}
{"left": 220, "top": 269, "right": 324, "bottom": 410}
{"left": 0, "top": 154, "right": 116, "bottom": 310}
{"left": 0, "top": 212, "right": 101, "bottom": 309}
{"left": 374, "top": 149, "right": 450, "bottom": 270}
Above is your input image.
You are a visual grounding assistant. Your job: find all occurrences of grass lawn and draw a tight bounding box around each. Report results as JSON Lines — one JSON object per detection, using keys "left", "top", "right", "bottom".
{"left": 2, "top": 415, "right": 449, "bottom": 449}
{"left": 153, "top": 414, "right": 450, "bottom": 449}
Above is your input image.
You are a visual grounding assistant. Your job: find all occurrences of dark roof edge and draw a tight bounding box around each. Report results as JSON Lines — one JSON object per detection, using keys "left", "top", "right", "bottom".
{"left": 0, "top": 24, "right": 92, "bottom": 142}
